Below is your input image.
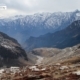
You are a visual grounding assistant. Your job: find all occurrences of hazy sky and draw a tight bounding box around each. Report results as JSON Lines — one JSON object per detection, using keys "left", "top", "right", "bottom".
{"left": 0, "top": 0, "right": 80, "bottom": 17}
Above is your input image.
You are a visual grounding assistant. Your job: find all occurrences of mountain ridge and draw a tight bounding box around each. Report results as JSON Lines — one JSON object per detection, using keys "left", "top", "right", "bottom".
{"left": 0, "top": 10, "right": 80, "bottom": 43}
{"left": 25, "top": 20, "right": 80, "bottom": 50}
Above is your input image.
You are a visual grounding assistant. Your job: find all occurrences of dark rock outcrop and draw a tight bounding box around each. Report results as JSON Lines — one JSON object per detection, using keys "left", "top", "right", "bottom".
{"left": 0, "top": 32, "right": 28, "bottom": 67}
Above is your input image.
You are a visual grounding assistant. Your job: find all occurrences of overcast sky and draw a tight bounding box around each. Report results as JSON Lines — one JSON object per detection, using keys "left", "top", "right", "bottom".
{"left": 0, "top": 0, "right": 80, "bottom": 17}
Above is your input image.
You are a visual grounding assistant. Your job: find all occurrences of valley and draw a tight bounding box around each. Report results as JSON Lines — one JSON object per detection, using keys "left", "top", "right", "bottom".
{"left": 0, "top": 10, "right": 80, "bottom": 80}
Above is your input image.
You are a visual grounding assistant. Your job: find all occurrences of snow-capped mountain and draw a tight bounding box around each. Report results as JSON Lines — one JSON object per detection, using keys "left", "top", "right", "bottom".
{"left": 0, "top": 10, "right": 80, "bottom": 44}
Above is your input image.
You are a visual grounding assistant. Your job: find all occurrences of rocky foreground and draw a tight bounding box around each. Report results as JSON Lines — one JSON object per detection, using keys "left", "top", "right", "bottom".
{"left": 0, "top": 61, "right": 80, "bottom": 80}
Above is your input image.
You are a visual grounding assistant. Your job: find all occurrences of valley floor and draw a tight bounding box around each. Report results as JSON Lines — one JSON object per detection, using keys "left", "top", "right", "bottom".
{"left": 36, "top": 56, "right": 44, "bottom": 65}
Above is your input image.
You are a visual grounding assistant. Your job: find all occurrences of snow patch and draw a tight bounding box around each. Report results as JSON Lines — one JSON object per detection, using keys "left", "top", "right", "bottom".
{"left": 29, "top": 66, "right": 46, "bottom": 71}
{"left": 1, "top": 43, "right": 14, "bottom": 49}
{"left": 76, "top": 13, "right": 80, "bottom": 16}
{"left": 60, "top": 66, "right": 68, "bottom": 70}
{"left": 29, "top": 66, "right": 39, "bottom": 71}
{"left": 0, "top": 69, "right": 4, "bottom": 73}
{"left": 73, "top": 71, "right": 80, "bottom": 75}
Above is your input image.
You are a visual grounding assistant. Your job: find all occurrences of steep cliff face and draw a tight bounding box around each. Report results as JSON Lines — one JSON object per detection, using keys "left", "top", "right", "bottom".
{"left": 0, "top": 32, "right": 28, "bottom": 67}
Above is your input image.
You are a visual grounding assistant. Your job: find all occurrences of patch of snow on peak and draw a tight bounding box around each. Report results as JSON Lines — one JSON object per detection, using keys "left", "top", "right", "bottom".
{"left": 1, "top": 43, "right": 14, "bottom": 49}
{"left": 76, "top": 13, "right": 80, "bottom": 16}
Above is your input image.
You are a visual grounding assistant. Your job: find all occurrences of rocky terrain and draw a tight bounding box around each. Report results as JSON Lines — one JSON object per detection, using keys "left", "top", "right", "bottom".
{"left": 29, "top": 44, "right": 80, "bottom": 66}
{"left": 25, "top": 20, "right": 80, "bottom": 50}
{"left": 1, "top": 57, "right": 80, "bottom": 80}
{"left": 0, "top": 32, "right": 29, "bottom": 67}
{"left": 0, "top": 43, "right": 80, "bottom": 80}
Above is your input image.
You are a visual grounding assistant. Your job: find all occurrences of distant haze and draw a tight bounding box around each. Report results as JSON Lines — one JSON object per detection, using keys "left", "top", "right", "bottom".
{"left": 0, "top": 0, "right": 80, "bottom": 17}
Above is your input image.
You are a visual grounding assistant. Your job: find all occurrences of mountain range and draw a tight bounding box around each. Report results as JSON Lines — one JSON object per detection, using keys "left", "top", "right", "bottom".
{"left": 0, "top": 10, "right": 80, "bottom": 44}
{"left": 25, "top": 20, "right": 80, "bottom": 50}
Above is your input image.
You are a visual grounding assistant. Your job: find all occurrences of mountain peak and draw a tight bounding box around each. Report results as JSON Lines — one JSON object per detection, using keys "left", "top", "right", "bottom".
{"left": 74, "top": 9, "right": 80, "bottom": 13}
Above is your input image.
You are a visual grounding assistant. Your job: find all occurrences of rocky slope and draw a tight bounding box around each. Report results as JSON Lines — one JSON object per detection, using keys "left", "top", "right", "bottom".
{"left": 0, "top": 32, "right": 28, "bottom": 67}
{"left": 25, "top": 20, "right": 80, "bottom": 50}
{"left": 0, "top": 10, "right": 80, "bottom": 43}
{"left": 29, "top": 44, "right": 80, "bottom": 65}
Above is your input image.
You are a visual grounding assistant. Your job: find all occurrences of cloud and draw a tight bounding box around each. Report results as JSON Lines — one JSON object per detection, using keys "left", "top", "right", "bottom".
{"left": 0, "top": 9, "right": 26, "bottom": 18}
{"left": 0, "top": 0, "right": 80, "bottom": 17}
